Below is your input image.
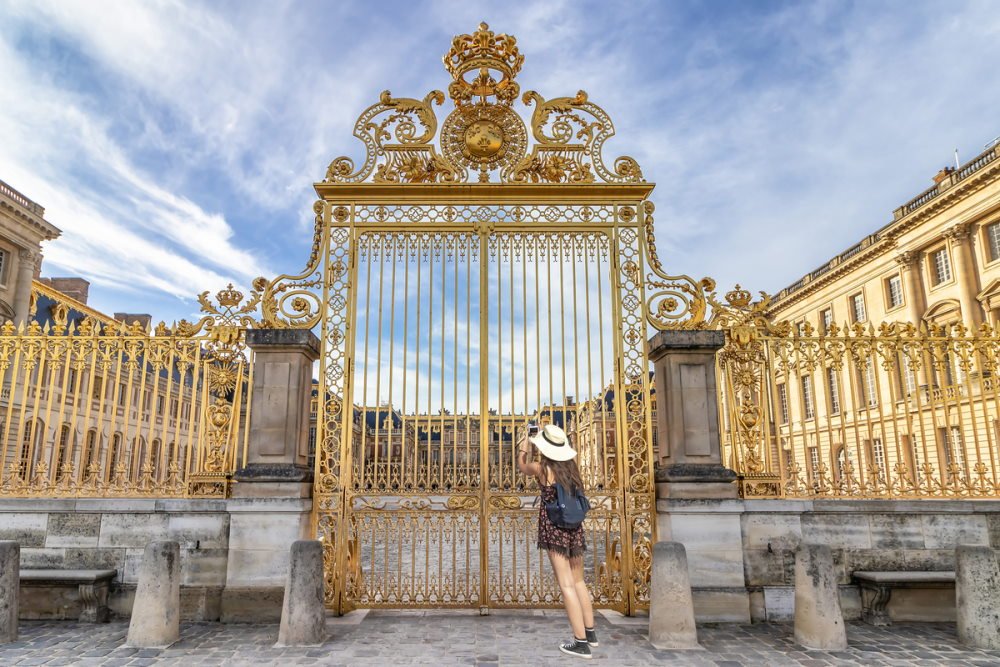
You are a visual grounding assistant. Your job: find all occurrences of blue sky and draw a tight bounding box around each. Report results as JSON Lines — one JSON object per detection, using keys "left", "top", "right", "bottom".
{"left": 1, "top": 0, "right": 999, "bottom": 325}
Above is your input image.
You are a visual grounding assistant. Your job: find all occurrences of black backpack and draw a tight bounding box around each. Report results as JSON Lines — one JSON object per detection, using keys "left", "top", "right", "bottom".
{"left": 545, "top": 483, "right": 591, "bottom": 530}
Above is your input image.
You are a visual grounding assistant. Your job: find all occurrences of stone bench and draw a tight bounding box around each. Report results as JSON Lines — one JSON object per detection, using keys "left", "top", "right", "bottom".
{"left": 853, "top": 570, "right": 955, "bottom": 626}
{"left": 19, "top": 569, "right": 117, "bottom": 623}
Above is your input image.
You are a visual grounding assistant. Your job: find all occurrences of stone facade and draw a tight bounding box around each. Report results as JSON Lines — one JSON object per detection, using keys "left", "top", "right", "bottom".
{"left": 657, "top": 496, "right": 1000, "bottom": 623}
{"left": 0, "top": 498, "right": 231, "bottom": 620}
{"left": 0, "top": 179, "right": 60, "bottom": 325}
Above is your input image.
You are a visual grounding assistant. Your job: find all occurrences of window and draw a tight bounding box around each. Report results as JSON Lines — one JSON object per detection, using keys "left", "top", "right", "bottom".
{"left": 67, "top": 369, "right": 78, "bottom": 393}
{"left": 117, "top": 384, "right": 127, "bottom": 407}
{"left": 836, "top": 447, "right": 850, "bottom": 481}
{"left": 107, "top": 434, "right": 122, "bottom": 481}
{"left": 987, "top": 222, "right": 1000, "bottom": 262}
{"left": 870, "top": 438, "right": 886, "bottom": 481}
{"left": 777, "top": 383, "right": 789, "bottom": 424}
{"left": 808, "top": 446, "right": 820, "bottom": 481}
{"left": 941, "top": 426, "right": 967, "bottom": 479}
{"left": 821, "top": 308, "right": 833, "bottom": 333}
{"left": 801, "top": 375, "right": 815, "bottom": 420}
{"left": 151, "top": 439, "right": 162, "bottom": 479}
{"left": 157, "top": 396, "right": 165, "bottom": 414}
{"left": 92, "top": 375, "right": 104, "bottom": 401}
{"left": 897, "top": 355, "right": 916, "bottom": 397}
{"left": 931, "top": 247, "right": 952, "bottom": 285}
{"left": 19, "top": 419, "right": 36, "bottom": 479}
{"left": 0, "top": 248, "right": 7, "bottom": 285}
{"left": 83, "top": 430, "right": 98, "bottom": 473}
{"left": 796, "top": 321, "right": 806, "bottom": 337}
{"left": 826, "top": 367, "right": 840, "bottom": 415}
{"left": 851, "top": 293, "right": 867, "bottom": 323}
{"left": 886, "top": 275, "right": 904, "bottom": 309}
{"left": 858, "top": 360, "right": 878, "bottom": 407}
{"left": 55, "top": 424, "right": 72, "bottom": 477}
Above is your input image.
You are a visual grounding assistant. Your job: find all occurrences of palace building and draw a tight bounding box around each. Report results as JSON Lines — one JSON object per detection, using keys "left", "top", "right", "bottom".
{"left": 737, "top": 140, "right": 1000, "bottom": 494}
{"left": 767, "top": 142, "right": 1000, "bottom": 329}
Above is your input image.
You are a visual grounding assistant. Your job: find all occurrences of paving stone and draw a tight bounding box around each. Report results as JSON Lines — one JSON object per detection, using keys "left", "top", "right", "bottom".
{"left": 2, "top": 616, "right": 1000, "bottom": 665}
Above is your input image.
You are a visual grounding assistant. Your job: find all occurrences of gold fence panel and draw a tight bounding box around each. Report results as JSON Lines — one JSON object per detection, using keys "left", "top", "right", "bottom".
{"left": 0, "top": 286, "right": 257, "bottom": 498}
{"left": 718, "top": 310, "right": 1000, "bottom": 499}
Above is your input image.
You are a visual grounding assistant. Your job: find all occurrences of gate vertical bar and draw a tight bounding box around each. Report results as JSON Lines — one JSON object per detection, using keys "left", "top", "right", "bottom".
{"left": 478, "top": 224, "right": 490, "bottom": 613}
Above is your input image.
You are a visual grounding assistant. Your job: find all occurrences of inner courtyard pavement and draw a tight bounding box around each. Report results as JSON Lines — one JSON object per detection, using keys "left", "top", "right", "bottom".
{"left": 2, "top": 611, "right": 999, "bottom": 666}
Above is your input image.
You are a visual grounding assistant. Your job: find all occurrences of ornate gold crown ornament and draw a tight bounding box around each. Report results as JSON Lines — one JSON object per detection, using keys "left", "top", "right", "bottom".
{"left": 443, "top": 22, "right": 524, "bottom": 106}
{"left": 323, "top": 21, "right": 643, "bottom": 185}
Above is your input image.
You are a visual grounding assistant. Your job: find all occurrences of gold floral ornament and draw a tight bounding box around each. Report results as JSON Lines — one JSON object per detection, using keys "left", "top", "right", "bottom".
{"left": 642, "top": 201, "right": 716, "bottom": 329}
{"left": 255, "top": 202, "right": 325, "bottom": 330}
{"left": 325, "top": 90, "right": 460, "bottom": 185}
{"left": 513, "top": 90, "right": 643, "bottom": 184}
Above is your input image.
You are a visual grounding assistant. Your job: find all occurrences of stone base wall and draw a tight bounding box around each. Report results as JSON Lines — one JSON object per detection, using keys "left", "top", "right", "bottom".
{"left": 0, "top": 497, "right": 308, "bottom": 622}
{"left": 659, "top": 497, "right": 1000, "bottom": 623}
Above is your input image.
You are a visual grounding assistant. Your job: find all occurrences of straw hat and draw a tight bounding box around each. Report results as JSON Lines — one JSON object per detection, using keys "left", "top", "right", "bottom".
{"left": 529, "top": 424, "right": 577, "bottom": 461}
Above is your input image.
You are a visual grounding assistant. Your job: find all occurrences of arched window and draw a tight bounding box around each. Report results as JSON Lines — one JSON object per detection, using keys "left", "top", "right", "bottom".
{"left": 83, "top": 429, "right": 99, "bottom": 474}
{"left": 107, "top": 433, "right": 123, "bottom": 481}
{"left": 150, "top": 438, "right": 162, "bottom": 480}
{"left": 55, "top": 424, "right": 73, "bottom": 479}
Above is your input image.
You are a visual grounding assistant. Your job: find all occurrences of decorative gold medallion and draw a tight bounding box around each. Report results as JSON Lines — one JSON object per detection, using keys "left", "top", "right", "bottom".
{"left": 464, "top": 120, "right": 504, "bottom": 158}
{"left": 441, "top": 104, "right": 527, "bottom": 180}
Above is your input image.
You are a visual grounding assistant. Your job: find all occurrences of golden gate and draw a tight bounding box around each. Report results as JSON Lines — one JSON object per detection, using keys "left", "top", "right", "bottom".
{"left": 256, "top": 23, "right": 715, "bottom": 614}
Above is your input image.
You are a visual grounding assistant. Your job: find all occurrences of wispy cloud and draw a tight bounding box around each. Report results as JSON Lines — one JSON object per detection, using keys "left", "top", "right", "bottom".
{"left": 1, "top": 0, "right": 999, "bottom": 325}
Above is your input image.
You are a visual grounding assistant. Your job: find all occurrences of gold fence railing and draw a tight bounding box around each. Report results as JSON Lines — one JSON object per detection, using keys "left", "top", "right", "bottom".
{"left": 0, "top": 285, "right": 256, "bottom": 498}
{"left": 718, "top": 318, "right": 1000, "bottom": 499}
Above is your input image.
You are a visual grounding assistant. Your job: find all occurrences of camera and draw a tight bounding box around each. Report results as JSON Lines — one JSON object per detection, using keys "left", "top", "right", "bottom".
{"left": 527, "top": 422, "right": 539, "bottom": 436}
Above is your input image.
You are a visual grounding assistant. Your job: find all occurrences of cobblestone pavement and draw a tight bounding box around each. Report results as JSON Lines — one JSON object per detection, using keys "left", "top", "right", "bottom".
{"left": 2, "top": 610, "right": 1000, "bottom": 666}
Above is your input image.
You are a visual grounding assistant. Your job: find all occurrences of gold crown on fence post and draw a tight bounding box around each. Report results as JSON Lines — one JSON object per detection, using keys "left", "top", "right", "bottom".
{"left": 725, "top": 284, "right": 752, "bottom": 308}
{"left": 215, "top": 283, "right": 245, "bottom": 308}
{"left": 443, "top": 22, "right": 524, "bottom": 105}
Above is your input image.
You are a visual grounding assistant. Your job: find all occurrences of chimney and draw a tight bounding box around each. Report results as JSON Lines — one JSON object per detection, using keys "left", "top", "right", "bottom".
{"left": 39, "top": 277, "right": 90, "bottom": 304}
{"left": 114, "top": 313, "right": 152, "bottom": 330}
{"left": 932, "top": 167, "right": 955, "bottom": 185}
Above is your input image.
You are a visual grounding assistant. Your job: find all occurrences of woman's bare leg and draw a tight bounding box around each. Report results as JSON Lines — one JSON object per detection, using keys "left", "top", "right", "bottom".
{"left": 549, "top": 551, "right": 586, "bottom": 639}
{"left": 570, "top": 556, "right": 595, "bottom": 629}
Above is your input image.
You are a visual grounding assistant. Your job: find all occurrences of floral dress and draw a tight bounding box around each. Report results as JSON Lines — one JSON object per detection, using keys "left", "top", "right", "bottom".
{"left": 537, "top": 483, "right": 586, "bottom": 559}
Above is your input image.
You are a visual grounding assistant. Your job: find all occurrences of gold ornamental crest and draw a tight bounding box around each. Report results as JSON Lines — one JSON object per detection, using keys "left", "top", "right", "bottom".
{"left": 322, "top": 21, "right": 644, "bottom": 185}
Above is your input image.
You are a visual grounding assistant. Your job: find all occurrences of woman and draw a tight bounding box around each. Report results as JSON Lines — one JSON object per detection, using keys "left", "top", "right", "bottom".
{"left": 517, "top": 423, "right": 598, "bottom": 660}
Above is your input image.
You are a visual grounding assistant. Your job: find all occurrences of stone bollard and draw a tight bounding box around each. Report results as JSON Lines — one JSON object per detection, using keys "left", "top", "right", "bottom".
{"left": 956, "top": 545, "right": 1000, "bottom": 650}
{"left": 276, "top": 540, "right": 326, "bottom": 647}
{"left": 127, "top": 541, "right": 180, "bottom": 648}
{"left": 0, "top": 541, "right": 19, "bottom": 644}
{"left": 648, "top": 541, "right": 699, "bottom": 649}
{"left": 794, "top": 543, "right": 847, "bottom": 650}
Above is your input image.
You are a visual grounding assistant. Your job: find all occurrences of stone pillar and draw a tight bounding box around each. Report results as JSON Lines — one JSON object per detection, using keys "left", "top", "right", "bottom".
{"left": 0, "top": 541, "right": 18, "bottom": 644}
{"left": 794, "top": 543, "right": 847, "bottom": 650}
{"left": 650, "top": 330, "right": 749, "bottom": 623}
{"left": 648, "top": 330, "right": 735, "bottom": 498}
{"left": 895, "top": 251, "right": 926, "bottom": 325}
{"left": 945, "top": 224, "right": 985, "bottom": 327}
{"left": 956, "top": 545, "right": 1000, "bottom": 649}
{"left": 648, "top": 542, "right": 698, "bottom": 649}
{"left": 236, "top": 328, "right": 320, "bottom": 488}
{"left": 12, "top": 249, "right": 36, "bottom": 325}
{"left": 127, "top": 541, "right": 180, "bottom": 648}
{"left": 276, "top": 540, "right": 326, "bottom": 647}
{"left": 223, "top": 329, "right": 319, "bottom": 622}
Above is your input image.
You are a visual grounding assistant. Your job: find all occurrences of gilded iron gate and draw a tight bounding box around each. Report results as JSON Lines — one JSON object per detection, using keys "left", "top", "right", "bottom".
{"left": 255, "top": 23, "right": 717, "bottom": 615}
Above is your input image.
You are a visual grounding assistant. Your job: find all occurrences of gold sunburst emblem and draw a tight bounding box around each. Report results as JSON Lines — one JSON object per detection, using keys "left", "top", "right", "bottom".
{"left": 441, "top": 104, "right": 526, "bottom": 180}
